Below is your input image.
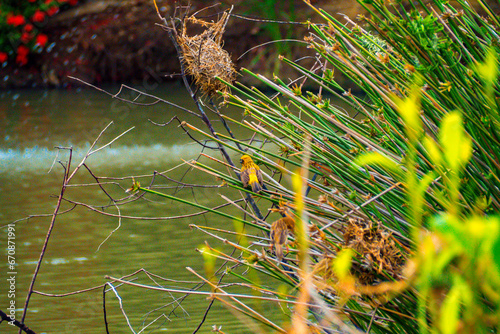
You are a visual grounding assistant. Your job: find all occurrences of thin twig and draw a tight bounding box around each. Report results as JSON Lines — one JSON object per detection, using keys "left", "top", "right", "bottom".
{"left": 18, "top": 147, "right": 73, "bottom": 333}
{"left": 320, "top": 182, "right": 402, "bottom": 231}
{"left": 68, "top": 77, "right": 202, "bottom": 118}
{"left": 106, "top": 282, "right": 136, "bottom": 333}
{"left": 0, "top": 310, "right": 36, "bottom": 334}
{"left": 103, "top": 285, "right": 110, "bottom": 334}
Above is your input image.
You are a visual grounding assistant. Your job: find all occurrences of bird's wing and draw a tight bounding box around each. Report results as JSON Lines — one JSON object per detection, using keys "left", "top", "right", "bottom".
{"left": 256, "top": 168, "right": 264, "bottom": 185}
{"left": 270, "top": 227, "right": 276, "bottom": 240}
{"left": 271, "top": 220, "right": 288, "bottom": 244}
{"left": 276, "top": 229, "right": 288, "bottom": 244}
{"left": 241, "top": 169, "right": 250, "bottom": 187}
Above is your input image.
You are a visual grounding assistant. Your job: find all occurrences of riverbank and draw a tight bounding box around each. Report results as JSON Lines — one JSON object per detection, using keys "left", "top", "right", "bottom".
{"left": 0, "top": 0, "right": 497, "bottom": 89}
{"left": 0, "top": 0, "right": 366, "bottom": 89}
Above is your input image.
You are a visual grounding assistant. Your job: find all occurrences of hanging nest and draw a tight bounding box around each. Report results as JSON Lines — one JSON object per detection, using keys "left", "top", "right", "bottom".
{"left": 176, "top": 9, "right": 236, "bottom": 97}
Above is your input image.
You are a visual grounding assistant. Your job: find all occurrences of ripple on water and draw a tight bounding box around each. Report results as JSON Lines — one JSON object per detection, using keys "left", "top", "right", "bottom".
{"left": 0, "top": 143, "right": 201, "bottom": 174}
{"left": 24, "top": 257, "right": 88, "bottom": 266}
{"left": 49, "top": 258, "right": 69, "bottom": 265}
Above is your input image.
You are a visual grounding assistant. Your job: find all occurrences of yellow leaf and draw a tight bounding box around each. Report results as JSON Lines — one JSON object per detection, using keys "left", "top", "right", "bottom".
{"left": 417, "top": 172, "right": 435, "bottom": 200}
{"left": 474, "top": 47, "right": 499, "bottom": 85}
{"left": 233, "top": 220, "right": 249, "bottom": 248}
{"left": 292, "top": 172, "right": 304, "bottom": 213}
{"left": 394, "top": 85, "right": 422, "bottom": 138}
{"left": 200, "top": 245, "right": 216, "bottom": 280}
{"left": 439, "top": 112, "right": 472, "bottom": 171}
{"left": 422, "top": 135, "right": 442, "bottom": 167}
{"left": 465, "top": 216, "right": 499, "bottom": 247}
{"left": 354, "top": 152, "right": 403, "bottom": 178}
{"left": 333, "top": 249, "right": 354, "bottom": 279}
{"left": 439, "top": 277, "right": 470, "bottom": 334}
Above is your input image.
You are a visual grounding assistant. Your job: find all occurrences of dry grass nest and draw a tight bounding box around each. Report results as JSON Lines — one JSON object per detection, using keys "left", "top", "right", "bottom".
{"left": 176, "top": 9, "right": 236, "bottom": 97}
{"left": 343, "top": 218, "right": 405, "bottom": 284}
{"left": 313, "top": 217, "right": 406, "bottom": 292}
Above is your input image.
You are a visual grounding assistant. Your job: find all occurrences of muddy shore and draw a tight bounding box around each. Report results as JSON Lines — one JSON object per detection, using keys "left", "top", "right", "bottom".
{"left": 0, "top": 0, "right": 365, "bottom": 89}
{"left": 0, "top": 0, "right": 497, "bottom": 90}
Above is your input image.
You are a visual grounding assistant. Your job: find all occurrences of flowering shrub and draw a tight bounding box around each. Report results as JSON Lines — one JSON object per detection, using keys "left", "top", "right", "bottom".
{"left": 0, "top": 0, "right": 79, "bottom": 66}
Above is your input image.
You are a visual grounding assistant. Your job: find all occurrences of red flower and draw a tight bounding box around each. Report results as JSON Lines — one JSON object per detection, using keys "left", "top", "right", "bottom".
{"left": 47, "top": 6, "right": 59, "bottom": 16}
{"left": 45, "top": 0, "right": 53, "bottom": 3}
{"left": 17, "top": 45, "right": 29, "bottom": 56}
{"left": 0, "top": 52, "right": 8, "bottom": 63}
{"left": 29, "top": 0, "right": 37, "bottom": 2}
{"left": 58, "top": 0, "right": 68, "bottom": 2}
{"left": 16, "top": 45, "right": 29, "bottom": 66}
{"left": 16, "top": 54, "right": 28, "bottom": 66}
{"left": 7, "top": 14, "right": 26, "bottom": 27}
{"left": 68, "top": 0, "right": 78, "bottom": 6}
{"left": 35, "top": 34, "right": 48, "bottom": 47}
{"left": 32, "top": 10, "right": 46, "bottom": 23}
{"left": 24, "top": 24, "right": 34, "bottom": 32}
{"left": 21, "top": 32, "right": 32, "bottom": 43}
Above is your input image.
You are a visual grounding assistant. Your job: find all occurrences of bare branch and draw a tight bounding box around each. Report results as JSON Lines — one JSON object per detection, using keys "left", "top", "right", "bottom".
{"left": 0, "top": 310, "right": 36, "bottom": 334}
{"left": 68, "top": 77, "right": 202, "bottom": 118}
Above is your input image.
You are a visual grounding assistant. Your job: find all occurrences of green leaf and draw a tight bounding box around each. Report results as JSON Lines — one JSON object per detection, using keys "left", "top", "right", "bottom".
{"left": 439, "top": 111, "right": 472, "bottom": 171}
{"left": 431, "top": 213, "right": 459, "bottom": 235}
{"left": 125, "top": 179, "right": 141, "bottom": 193}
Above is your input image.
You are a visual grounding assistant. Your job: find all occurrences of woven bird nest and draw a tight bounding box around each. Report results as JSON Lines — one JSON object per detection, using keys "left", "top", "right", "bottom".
{"left": 343, "top": 218, "right": 405, "bottom": 284}
{"left": 176, "top": 9, "right": 236, "bottom": 97}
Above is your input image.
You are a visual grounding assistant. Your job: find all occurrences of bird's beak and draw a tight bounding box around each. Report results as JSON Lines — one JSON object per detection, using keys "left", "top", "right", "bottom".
{"left": 239, "top": 159, "right": 243, "bottom": 164}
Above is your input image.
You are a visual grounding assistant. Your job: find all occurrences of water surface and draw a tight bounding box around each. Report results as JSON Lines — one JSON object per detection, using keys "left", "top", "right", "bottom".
{"left": 0, "top": 83, "right": 280, "bottom": 333}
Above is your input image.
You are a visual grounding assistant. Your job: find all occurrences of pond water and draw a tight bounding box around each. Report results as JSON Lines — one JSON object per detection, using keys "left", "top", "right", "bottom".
{"left": 0, "top": 83, "right": 285, "bottom": 334}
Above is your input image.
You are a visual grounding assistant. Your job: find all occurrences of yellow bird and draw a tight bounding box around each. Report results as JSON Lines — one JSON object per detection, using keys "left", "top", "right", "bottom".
{"left": 270, "top": 216, "right": 295, "bottom": 261}
{"left": 239, "top": 155, "right": 264, "bottom": 193}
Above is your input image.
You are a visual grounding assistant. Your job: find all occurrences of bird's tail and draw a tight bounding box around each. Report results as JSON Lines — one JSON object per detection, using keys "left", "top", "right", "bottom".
{"left": 274, "top": 244, "right": 284, "bottom": 262}
{"left": 250, "top": 180, "right": 263, "bottom": 193}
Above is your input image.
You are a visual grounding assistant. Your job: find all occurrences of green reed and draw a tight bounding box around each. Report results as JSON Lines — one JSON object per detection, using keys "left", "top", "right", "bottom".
{"left": 136, "top": 0, "right": 500, "bottom": 332}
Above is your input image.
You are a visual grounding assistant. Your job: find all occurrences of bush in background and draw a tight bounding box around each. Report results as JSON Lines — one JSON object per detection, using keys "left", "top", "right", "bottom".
{"left": 0, "top": 0, "right": 79, "bottom": 66}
